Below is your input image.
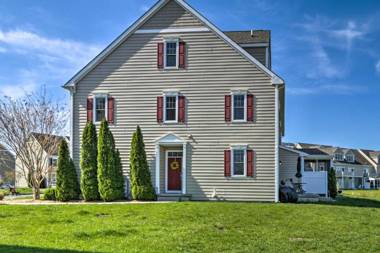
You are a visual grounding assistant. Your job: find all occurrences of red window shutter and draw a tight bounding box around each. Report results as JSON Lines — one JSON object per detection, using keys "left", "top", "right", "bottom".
{"left": 157, "top": 96, "right": 163, "bottom": 123}
{"left": 178, "top": 96, "right": 186, "bottom": 123}
{"left": 247, "top": 150, "right": 254, "bottom": 177}
{"left": 107, "top": 97, "right": 114, "bottom": 124}
{"left": 225, "top": 95, "right": 231, "bottom": 122}
{"left": 87, "top": 97, "right": 93, "bottom": 122}
{"left": 157, "top": 43, "right": 164, "bottom": 69}
{"left": 224, "top": 150, "right": 231, "bottom": 177}
{"left": 247, "top": 94, "right": 254, "bottom": 121}
{"left": 179, "top": 41, "right": 186, "bottom": 69}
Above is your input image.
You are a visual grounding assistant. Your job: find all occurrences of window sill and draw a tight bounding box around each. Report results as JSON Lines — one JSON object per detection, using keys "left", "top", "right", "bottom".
{"left": 163, "top": 66, "right": 179, "bottom": 70}
{"left": 226, "top": 176, "right": 254, "bottom": 180}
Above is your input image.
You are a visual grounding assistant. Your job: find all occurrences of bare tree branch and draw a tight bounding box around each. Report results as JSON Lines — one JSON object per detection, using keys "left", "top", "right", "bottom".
{"left": 0, "top": 90, "right": 68, "bottom": 199}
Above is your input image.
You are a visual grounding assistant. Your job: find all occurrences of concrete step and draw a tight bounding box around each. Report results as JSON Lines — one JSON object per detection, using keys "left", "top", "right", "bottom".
{"left": 157, "top": 194, "right": 192, "bottom": 201}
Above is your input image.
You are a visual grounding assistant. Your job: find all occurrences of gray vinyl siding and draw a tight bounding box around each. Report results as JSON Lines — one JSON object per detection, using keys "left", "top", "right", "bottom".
{"left": 244, "top": 47, "right": 267, "bottom": 67}
{"left": 72, "top": 1, "right": 276, "bottom": 201}
{"left": 279, "top": 148, "right": 298, "bottom": 183}
{"left": 141, "top": 0, "right": 204, "bottom": 29}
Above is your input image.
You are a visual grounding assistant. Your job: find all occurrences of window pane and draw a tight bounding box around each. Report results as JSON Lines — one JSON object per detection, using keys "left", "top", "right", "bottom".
{"left": 233, "top": 149, "right": 245, "bottom": 175}
{"left": 233, "top": 95, "right": 245, "bottom": 120}
{"left": 167, "top": 55, "right": 176, "bottom": 67}
{"left": 95, "top": 97, "right": 106, "bottom": 122}
{"left": 165, "top": 96, "right": 177, "bottom": 121}
{"left": 166, "top": 42, "right": 177, "bottom": 67}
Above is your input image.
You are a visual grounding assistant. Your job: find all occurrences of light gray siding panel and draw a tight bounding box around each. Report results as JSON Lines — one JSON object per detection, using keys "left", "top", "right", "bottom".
{"left": 72, "top": 6, "right": 276, "bottom": 201}
{"left": 279, "top": 149, "right": 298, "bottom": 183}
{"left": 141, "top": 1, "right": 204, "bottom": 29}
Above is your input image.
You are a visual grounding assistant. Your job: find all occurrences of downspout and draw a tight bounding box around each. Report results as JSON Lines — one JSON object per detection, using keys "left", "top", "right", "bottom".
{"left": 274, "top": 85, "right": 280, "bottom": 202}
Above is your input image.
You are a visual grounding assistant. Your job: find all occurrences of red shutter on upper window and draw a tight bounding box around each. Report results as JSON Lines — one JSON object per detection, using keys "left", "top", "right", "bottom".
{"left": 157, "top": 96, "right": 163, "bottom": 123}
{"left": 224, "top": 149, "right": 231, "bottom": 177}
{"left": 157, "top": 43, "right": 164, "bottom": 69}
{"left": 225, "top": 95, "right": 231, "bottom": 122}
{"left": 247, "top": 94, "right": 254, "bottom": 122}
{"left": 107, "top": 97, "right": 114, "bottom": 124}
{"left": 179, "top": 41, "right": 186, "bottom": 69}
{"left": 178, "top": 96, "right": 186, "bottom": 123}
{"left": 247, "top": 150, "right": 254, "bottom": 177}
{"left": 87, "top": 97, "right": 93, "bottom": 122}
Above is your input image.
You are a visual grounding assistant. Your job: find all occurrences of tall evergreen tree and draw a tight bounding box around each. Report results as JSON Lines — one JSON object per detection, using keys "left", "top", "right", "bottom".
{"left": 328, "top": 167, "right": 338, "bottom": 198}
{"left": 130, "top": 125, "right": 156, "bottom": 200}
{"left": 80, "top": 121, "right": 99, "bottom": 201}
{"left": 56, "top": 139, "right": 80, "bottom": 201}
{"left": 97, "top": 120, "right": 125, "bottom": 201}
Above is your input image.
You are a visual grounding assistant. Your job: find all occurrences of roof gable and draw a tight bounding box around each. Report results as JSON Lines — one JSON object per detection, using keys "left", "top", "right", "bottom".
{"left": 63, "top": 0, "right": 284, "bottom": 89}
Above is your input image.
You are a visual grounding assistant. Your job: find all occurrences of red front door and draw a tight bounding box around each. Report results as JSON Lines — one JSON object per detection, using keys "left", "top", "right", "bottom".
{"left": 167, "top": 153, "right": 182, "bottom": 191}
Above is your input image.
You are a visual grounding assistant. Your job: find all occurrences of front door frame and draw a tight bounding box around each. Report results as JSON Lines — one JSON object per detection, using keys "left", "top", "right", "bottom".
{"left": 155, "top": 133, "right": 187, "bottom": 195}
{"left": 165, "top": 149, "right": 183, "bottom": 193}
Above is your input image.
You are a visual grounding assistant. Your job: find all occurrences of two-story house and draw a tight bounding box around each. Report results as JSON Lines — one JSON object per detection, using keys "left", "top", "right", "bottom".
{"left": 295, "top": 143, "right": 378, "bottom": 190}
{"left": 0, "top": 144, "right": 15, "bottom": 185}
{"left": 63, "top": 0, "right": 285, "bottom": 201}
{"left": 15, "top": 133, "right": 67, "bottom": 188}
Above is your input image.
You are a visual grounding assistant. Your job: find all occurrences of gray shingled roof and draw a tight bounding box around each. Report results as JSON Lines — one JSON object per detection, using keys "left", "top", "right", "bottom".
{"left": 298, "top": 148, "right": 330, "bottom": 156}
{"left": 224, "top": 30, "right": 270, "bottom": 44}
{"left": 32, "top": 133, "right": 68, "bottom": 156}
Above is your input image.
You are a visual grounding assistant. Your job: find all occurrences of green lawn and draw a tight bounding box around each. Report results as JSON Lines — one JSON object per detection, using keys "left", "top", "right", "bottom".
{"left": 0, "top": 191, "right": 379, "bottom": 253}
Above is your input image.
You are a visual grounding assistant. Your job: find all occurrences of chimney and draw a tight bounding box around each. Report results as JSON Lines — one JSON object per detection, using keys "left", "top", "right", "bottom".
{"left": 250, "top": 29, "right": 254, "bottom": 37}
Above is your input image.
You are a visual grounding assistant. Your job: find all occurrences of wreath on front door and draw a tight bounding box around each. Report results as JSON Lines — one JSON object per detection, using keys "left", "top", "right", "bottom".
{"left": 170, "top": 160, "right": 180, "bottom": 170}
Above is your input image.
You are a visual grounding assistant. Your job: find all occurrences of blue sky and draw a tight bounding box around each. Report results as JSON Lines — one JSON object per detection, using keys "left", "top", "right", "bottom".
{"left": 0, "top": 0, "right": 379, "bottom": 149}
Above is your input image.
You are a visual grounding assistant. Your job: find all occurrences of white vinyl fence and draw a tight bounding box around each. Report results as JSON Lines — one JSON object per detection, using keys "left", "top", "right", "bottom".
{"left": 302, "top": 171, "right": 328, "bottom": 196}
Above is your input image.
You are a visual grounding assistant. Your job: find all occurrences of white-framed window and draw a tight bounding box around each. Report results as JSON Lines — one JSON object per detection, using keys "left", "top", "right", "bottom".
{"left": 50, "top": 173, "right": 57, "bottom": 186}
{"left": 49, "top": 156, "right": 58, "bottom": 167}
{"left": 231, "top": 146, "right": 247, "bottom": 177}
{"left": 232, "top": 91, "right": 247, "bottom": 122}
{"left": 334, "top": 153, "right": 343, "bottom": 161}
{"left": 94, "top": 95, "right": 108, "bottom": 122}
{"left": 163, "top": 92, "right": 178, "bottom": 123}
{"left": 164, "top": 39, "right": 179, "bottom": 69}
{"left": 346, "top": 154, "right": 355, "bottom": 162}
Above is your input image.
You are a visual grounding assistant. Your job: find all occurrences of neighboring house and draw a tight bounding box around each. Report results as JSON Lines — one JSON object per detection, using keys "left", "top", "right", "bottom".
{"left": 0, "top": 144, "right": 15, "bottom": 185}
{"left": 63, "top": 0, "right": 285, "bottom": 201}
{"left": 280, "top": 142, "right": 379, "bottom": 195}
{"left": 15, "top": 133, "right": 68, "bottom": 188}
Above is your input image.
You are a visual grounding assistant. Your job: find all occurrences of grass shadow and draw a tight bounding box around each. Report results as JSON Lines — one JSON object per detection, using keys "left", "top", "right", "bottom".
{"left": 317, "top": 196, "right": 380, "bottom": 208}
{"left": 0, "top": 244, "right": 98, "bottom": 253}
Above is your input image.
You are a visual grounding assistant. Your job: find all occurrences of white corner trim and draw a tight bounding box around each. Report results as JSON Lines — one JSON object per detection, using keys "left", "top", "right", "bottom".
{"left": 155, "top": 144, "right": 160, "bottom": 194}
{"left": 274, "top": 85, "right": 279, "bottom": 202}
{"left": 135, "top": 27, "right": 210, "bottom": 34}
{"left": 69, "top": 89, "right": 74, "bottom": 158}
{"left": 63, "top": 0, "right": 284, "bottom": 88}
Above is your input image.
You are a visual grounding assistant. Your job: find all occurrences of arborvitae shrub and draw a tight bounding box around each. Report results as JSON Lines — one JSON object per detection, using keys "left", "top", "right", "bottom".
{"left": 97, "top": 120, "right": 125, "bottom": 201}
{"left": 80, "top": 121, "right": 99, "bottom": 201}
{"left": 328, "top": 167, "right": 337, "bottom": 198}
{"left": 56, "top": 140, "right": 80, "bottom": 201}
{"left": 130, "top": 126, "right": 156, "bottom": 200}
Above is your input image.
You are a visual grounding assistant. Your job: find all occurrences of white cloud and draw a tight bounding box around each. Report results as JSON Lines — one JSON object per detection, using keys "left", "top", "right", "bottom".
{"left": 376, "top": 60, "right": 380, "bottom": 74}
{"left": 295, "top": 16, "right": 368, "bottom": 80}
{"left": 0, "top": 29, "right": 102, "bottom": 69}
{"left": 0, "top": 29, "right": 103, "bottom": 98}
{"left": 0, "top": 69, "right": 38, "bottom": 98}
{"left": 288, "top": 84, "right": 366, "bottom": 96}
